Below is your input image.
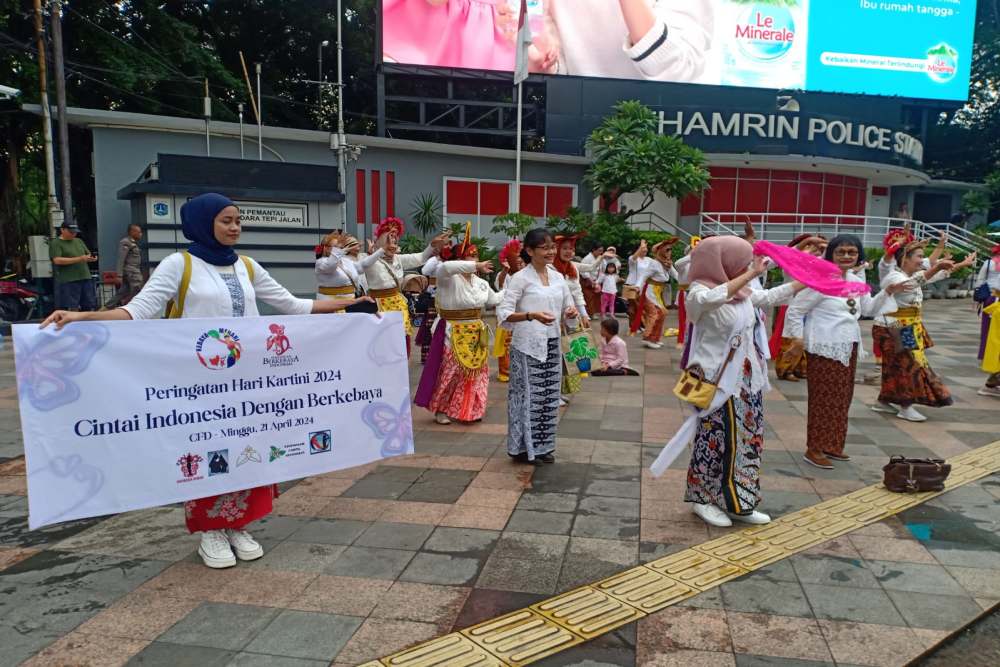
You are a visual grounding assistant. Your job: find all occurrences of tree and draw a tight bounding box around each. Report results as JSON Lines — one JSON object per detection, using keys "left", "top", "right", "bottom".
{"left": 585, "top": 101, "right": 710, "bottom": 222}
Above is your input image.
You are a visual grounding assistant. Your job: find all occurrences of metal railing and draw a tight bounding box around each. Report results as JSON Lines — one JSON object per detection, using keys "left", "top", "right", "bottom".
{"left": 699, "top": 213, "right": 993, "bottom": 258}
{"left": 628, "top": 211, "right": 693, "bottom": 240}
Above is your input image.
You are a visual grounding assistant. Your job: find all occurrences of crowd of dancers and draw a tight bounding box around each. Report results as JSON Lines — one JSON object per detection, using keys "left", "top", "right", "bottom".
{"left": 40, "top": 193, "right": 999, "bottom": 565}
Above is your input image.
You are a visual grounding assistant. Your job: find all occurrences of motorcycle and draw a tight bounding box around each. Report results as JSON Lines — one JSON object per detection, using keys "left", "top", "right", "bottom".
{"left": 0, "top": 275, "right": 39, "bottom": 322}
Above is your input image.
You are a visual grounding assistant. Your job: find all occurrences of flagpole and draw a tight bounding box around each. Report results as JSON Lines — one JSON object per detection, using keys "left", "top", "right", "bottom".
{"left": 514, "top": 81, "right": 523, "bottom": 214}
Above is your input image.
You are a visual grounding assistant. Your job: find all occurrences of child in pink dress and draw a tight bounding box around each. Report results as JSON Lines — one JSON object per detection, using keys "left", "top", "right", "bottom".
{"left": 383, "top": 0, "right": 515, "bottom": 71}
{"left": 592, "top": 317, "right": 639, "bottom": 377}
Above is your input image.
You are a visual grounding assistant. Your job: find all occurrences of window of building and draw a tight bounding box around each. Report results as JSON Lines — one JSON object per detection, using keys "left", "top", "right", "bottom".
{"left": 443, "top": 178, "right": 578, "bottom": 236}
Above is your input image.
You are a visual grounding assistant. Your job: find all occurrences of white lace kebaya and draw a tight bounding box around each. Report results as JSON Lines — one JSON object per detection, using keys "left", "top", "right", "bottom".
{"left": 497, "top": 265, "right": 576, "bottom": 363}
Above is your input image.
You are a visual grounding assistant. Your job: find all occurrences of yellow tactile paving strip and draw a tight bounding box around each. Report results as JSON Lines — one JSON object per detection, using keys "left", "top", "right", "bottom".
{"left": 373, "top": 439, "right": 1000, "bottom": 667}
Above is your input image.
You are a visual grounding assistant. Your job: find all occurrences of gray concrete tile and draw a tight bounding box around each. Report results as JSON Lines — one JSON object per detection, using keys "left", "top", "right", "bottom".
{"left": 248, "top": 541, "right": 345, "bottom": 572}
{"left": 583, "top": 479, "right": 641, "bottom": 499}
{"left": 577, "top": 496, "right": 640, "bottom": 518}
{"left": 476, "top": 555, "right": 562, "bottom": 595}
{"left": 0, "top": 624, "right": 61, "bottom": 666}
{"left": 735, "top": 656, "right": 835, "bottom": 667}
{"left": 587, "top": 464, "right": 641, "bottom": 482}
{"left": 398, "top": 483, "right": 468, "bottom": 504}
{"left": 571, "top": 515, "right": 640, "bottom": 541}
{"left": 245, "top": 515, "right": 314, "bottom": 542}
{"left": 506, "top": 510, "right": 574, "bottom": 535}
{"left": 556, "top": 558, "right": 627, "bottom": 593}
{"left": 422, "top": 527, "right": 500, "bottom": 557}
{"left": 323, "top": 546, "right": 415, "bottom": 580}
{"left": 399, "top": 553, "right": 482, "bottom": 586}
{"left": 364, "top": 466, "right": 426, "bottom": 483}
{"left": 127, "top": 643, "right": 235, "bottom": 666}
{"left": 790, "top": 555, "right": 880, "bottom": 589}
{"left": 868, "top": 560, "right": 968, "bottom": 596}
{"left": 417, "top": 469, "right": 476, "bottom": 485}
{"left": 515, "top": 492, "right": 579, "bottom": 513}
{"left": 802, "top": 583, "right": 907, "bottom": 626}
{"left": 721, "top": 578, "right": 814, "bottom": 618}
{"left": 227, "top": 653, "right": 327, "bottom": 667}
{"left": 355, "top": 522, "right": 434, "bottom": 551}
{"left": 493, "top": 532, "right": 569, "bottom": 561}
{"left": 243, "top": 610, "right": 362, "bottom": 660}
{"left": 287, "top": 519, "right": 370, "bottom": 546}
{"left": 885, "top": 590, "right": 984, "bottom": 630}
{"left": 340, "top": 479, "right": 411, "bottom": 500}
{"left": 158, "top": 602, "right": 280, "bottom": 650}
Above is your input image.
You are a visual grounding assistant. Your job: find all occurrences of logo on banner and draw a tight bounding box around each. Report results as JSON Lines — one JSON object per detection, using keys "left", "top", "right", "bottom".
{"left": 269, "top": 445, "right": 286, "bottom": 462}
{"left": 309, "top": 430, "right": 332, "bottom": 455}
{"left": 235, "top": 445, "right": 262, "bottom": 467}
{"left": 176, "top": 453, "right": 204, "bottom": 482}
{"left": 926, "top": 43, "right": 958, "bottom": 83}
{"left": 264, "top": 324, "right": 299, "bottom": 368}
{"left": 208, "top": 449, "right": 230, "bottom": 476}
{"left": 196, "top": 328, "right": 242, "bottom": 370}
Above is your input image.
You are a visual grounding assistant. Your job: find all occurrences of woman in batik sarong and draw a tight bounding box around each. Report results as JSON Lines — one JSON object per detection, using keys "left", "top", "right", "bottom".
{"left": 682, "top": 236, "right": 803, "bottom": 527}
{"left": 976, "top": 244, "right": 1000, "bottom": 398}
{"left": 41, "top": 193, "right": 371, "bottom": 569}
{"left": 493, "top": 239, "right": 524, "bottom": 382}
{"left": 414, "top": 226, "right": 501, "bottom": 424}
{"left": 871, "top": 236, "right": 974, "bottom": 421}
{"left": 498, "top": 228, "right": 581, "bottom": 464}
{"left": 629, "top": 238, "right": 678, "bottom": 349}
{"left": 783, "top": 235, "right": 905, "bottom": 470}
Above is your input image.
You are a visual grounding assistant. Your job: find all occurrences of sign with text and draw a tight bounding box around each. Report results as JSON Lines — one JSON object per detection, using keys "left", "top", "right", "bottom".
{"left": 235, "top": 201, "right": 308, "bottom": 227}
{"left": 14, "top": 312, "right": 413, "bottom": 529}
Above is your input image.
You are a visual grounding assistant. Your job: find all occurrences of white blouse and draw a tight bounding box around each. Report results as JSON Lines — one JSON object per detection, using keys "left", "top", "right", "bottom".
{"left": 315, "top": 248, "right": 359, "bottom": 290}
{"left": 566, "top": 264, "right": 590, "bottom": 319}
{"left": 686, "top": 282, "right": 797, "bottom": 395}
{"left": 123, "top": 252, "right": 312, "bottom": 320}
{"left": 675, "top": 255, "right": 691, "bottom": 285}
{"left": 360, "top": 247, "right": 434, "bottom": 291}
{"left": 422, "top": 256, "right": 442, "bottom": 279}
{"left": 875, "top": 268, "right": 947, "bottom": 326}
{"left": 634, "top": 256, "right": 679, "bottom": 289}
{"left": 434, "top": 261, "right": 503, "bottom": 344}
{"left": 578, "top": 252, "right": 605, "bottom": 282}
{"left": 783, "top": 273, "right": 897, "bottom": 366}
{"left": 977, "top": 259, "right": 1000, "bottom": 291}
{"left": 497, "top": 265, "right": 576, "bottom": 362}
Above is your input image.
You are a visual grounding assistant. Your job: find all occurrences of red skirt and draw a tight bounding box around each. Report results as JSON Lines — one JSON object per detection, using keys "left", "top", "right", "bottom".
{"left": 184, "top": 486, "right": 277, "bottom": 533}
{"left": 677, "top": 290, "right": 688, "bottom": 344}
{"left": 769, "top": 306, "right": 787, "bottom": 359}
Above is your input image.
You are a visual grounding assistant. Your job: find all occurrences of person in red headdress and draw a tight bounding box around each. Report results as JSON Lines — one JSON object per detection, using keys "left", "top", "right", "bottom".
{"left": 359, "top": 217, "right": 450, "bottom": 355}
{"left": 414, "top": 224, "right": 501, "bottom": 425}
{"left": 494, "top": 238, "right": 525, "bottom": 382}
{"left": 553, "top": 233, "right": 592, "bottom": 400}
{"left": 976, "top": 243, "right": 1000, "bottom": 397}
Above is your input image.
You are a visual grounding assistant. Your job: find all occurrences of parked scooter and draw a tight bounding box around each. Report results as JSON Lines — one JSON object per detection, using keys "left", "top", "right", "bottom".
{"left": 0, "top": 274, "right": 39, "bottom": 322}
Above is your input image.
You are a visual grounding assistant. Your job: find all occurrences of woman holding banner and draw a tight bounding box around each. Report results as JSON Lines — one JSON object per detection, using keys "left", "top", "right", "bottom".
{"left": 41, "top": 193, "right": 372, "bottom": 570}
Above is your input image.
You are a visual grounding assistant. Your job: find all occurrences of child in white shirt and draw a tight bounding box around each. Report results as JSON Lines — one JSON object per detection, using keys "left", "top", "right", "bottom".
{"left": 598, "top": 262, "right": 621, "bottom": 318}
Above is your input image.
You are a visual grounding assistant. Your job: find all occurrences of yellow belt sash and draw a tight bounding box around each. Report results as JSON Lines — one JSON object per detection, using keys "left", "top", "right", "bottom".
{"left": 888, "top": 307, "right": 929, "bottom": 367}
{"left": 439, "top": 308, "right": 489, "bottom": 374}
{"left": 372, "top": 288, "right": 412, "bottom": 335}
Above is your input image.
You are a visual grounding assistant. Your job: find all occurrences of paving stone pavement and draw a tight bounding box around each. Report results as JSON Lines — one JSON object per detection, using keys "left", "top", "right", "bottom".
{"left": 0, "top": 300, "right": 998, "bottom": 666}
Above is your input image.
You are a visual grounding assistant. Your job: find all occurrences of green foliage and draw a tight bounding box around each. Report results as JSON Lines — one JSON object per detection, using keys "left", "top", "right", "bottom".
{"left": 585, "top": 101, "right": 710, "bottom": 222}
{"left": 490, "top": 212, "right": 536, "bottom": 238}
{"left": 962, "top": 190, "right": 991, "bottom": 215}
{"left": 546, "top": 207, "right": 591, "bottom": 237}
{"left": 397, "top": 235, "right": 425, "bottom": 254}
{"left": 409, "top": 193, "right": 442, "bottom": 238}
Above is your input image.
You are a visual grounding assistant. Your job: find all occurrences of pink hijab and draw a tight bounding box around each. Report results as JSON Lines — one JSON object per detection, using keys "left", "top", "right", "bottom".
{"left": 689, "top": 236, "right": 755, "bottom": 301}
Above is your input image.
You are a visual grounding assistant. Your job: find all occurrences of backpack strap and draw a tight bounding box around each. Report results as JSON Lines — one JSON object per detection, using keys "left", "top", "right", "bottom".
{"left": 166, "top": 251, "right": 193, "bottom": 319}
{"left": 240, "top": 255, "right": 255, "bottom": 283}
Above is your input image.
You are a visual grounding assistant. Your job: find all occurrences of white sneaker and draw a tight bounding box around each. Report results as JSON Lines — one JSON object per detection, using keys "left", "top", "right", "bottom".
{"left": 977, "top": 386, "right": 1000, "bottom": 397}
{"left": 224, "top": 529, "right": 264, "bottom": 561}
{"left": 643, "top": 341, "right": 663, "bottom": 350}
{"left": 871, "top": 401, "right": 900, "bottom": 414}
{"left": 198, "top": 530, "right": 236, "bottom": 568}
{"left": 692, "top": 502, "right": 732, "bottom": 527}
{"left": 896, "top": 405, "right": 927, "bottom": 422}
{"left": 434, "top": 412, "right": 452, "bottom": 425}
{"left": 730, "top": 510, "right": 771, "bottom": 525}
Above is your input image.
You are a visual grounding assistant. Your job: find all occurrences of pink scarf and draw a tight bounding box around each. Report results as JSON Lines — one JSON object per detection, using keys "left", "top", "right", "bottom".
{"left": 754, "top": 241, "right": 871, "bottom": 297}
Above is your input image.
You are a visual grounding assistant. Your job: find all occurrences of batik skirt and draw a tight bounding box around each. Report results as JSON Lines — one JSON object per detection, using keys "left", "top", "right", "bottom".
{"left": 684, "top": 360, "right": 764, "bottom": 515}
{"left": 872, "top": 325, "right": 953, "bottom": 408}
{"left": 508, "top": 338, "right": 562, "bottom": 461}
{"left": 805, "top": 346, "right": 857, "bottom": 458}
{"left": 185, "top": 486, "right": 276, "bottom": 533}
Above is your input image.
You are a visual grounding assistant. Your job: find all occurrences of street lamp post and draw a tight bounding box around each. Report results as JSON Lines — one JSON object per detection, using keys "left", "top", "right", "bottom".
{"left": 335, "top": 1, "right": 347, "bottom": 231}
{"left": 318, "top": 40, "right": 329, "bottom": 111}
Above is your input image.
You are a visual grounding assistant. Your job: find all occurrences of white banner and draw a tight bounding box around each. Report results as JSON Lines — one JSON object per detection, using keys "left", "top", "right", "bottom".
{"left": 13, "top": 312, "right": 413, "bottom": 529}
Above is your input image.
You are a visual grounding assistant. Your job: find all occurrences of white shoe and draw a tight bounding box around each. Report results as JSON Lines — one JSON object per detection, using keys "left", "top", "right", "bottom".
{"left": 896, "top": 405, "right": 927, "bottom": 422}
{"left": 730, "top": 510, "right": 771, "bottom": 525}
{"left": 558, "top": 398, "right": 568, "bottom": 407}
{"left": 643, "top": 341, "right": 663, "bottom": 350}
{"left": 199, "top": 530, "right": 236, "bottom": 568}
{"left": 871, "top": 401, "right": 900, "bottom": 414}
{"left": 692, "top": 502, "right": 732, "bottom": 527}
{"left": 434, "top": 412, "right": 452, "bottom": 425}
{"left": 978, "top": 386, "right": 1000, "bottom": 397}
{"left": 224, "top": 529, "right": 264, "bottom": 561}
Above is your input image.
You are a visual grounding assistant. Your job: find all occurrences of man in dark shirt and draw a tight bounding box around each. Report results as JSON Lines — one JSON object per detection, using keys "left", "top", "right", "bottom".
{"left": 48, "top": 222, "right": 97, "bottom": 311}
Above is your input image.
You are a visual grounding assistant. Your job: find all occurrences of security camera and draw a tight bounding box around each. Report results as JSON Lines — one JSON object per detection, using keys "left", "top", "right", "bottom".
{"left": 0, "top": 85, "right": 22, "bottom": 100}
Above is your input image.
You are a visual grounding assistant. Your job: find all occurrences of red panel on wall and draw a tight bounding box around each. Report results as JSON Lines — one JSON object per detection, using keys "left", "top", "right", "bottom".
{"left": 370, "top": 170, "right": 381, "bottom": 224}
{"left": 822, "top": 185, "right": 844, "bottom": 215}
{"left": 824, "top": 174, "right": 845, "bottom": 186}
{"left": 480, "top": 182, "right": 510, "bottom": 216}
{"left": 545, "top": 186, "right": 574, "bottom": 217}
{"left": 872, "top": 186, "right": 889, "bottom": 197}
{"left": 355, "top": 169, "right": 366, "bottom": 225}
{"left": 801, "top": 172, "right": 823, "bottom": 183}
{"left": 798, "top": 181, "right": 822, "bottom": 213}
{"left": 769, "top": 180, "right": 797, "bottom": 214}
{"left": 771, "top": 170, "right": 799, "bottom": 182}
{"left": 737, "top": 179, "right": 768, "bottom": 213}
{"left": 704, "top": 178, "right": 736, "bottom": 212}
{"left": 680, "top": 194, "right": 701, "bottom": 216}
{"left": 446, "top": 179, "right": 478, "bottom": 215}
{"left": 385, "top": 171, "right": 395, "bottom": 217}
{"left": 519, "top": 185, "right": 545, "bottom": 217}
{"left": 738, "top": 168, "right": 770, "bottom": 180}
{"left": 843, "top": 188, "right": 866, "bottom": 218}
{"left": 710, "top": 167, "right": 738, "bottom": 178}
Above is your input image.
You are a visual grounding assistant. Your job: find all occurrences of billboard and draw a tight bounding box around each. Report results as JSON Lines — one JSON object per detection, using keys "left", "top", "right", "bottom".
{"left": 381, "top": 0, "right": 977, "bottom": 102}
